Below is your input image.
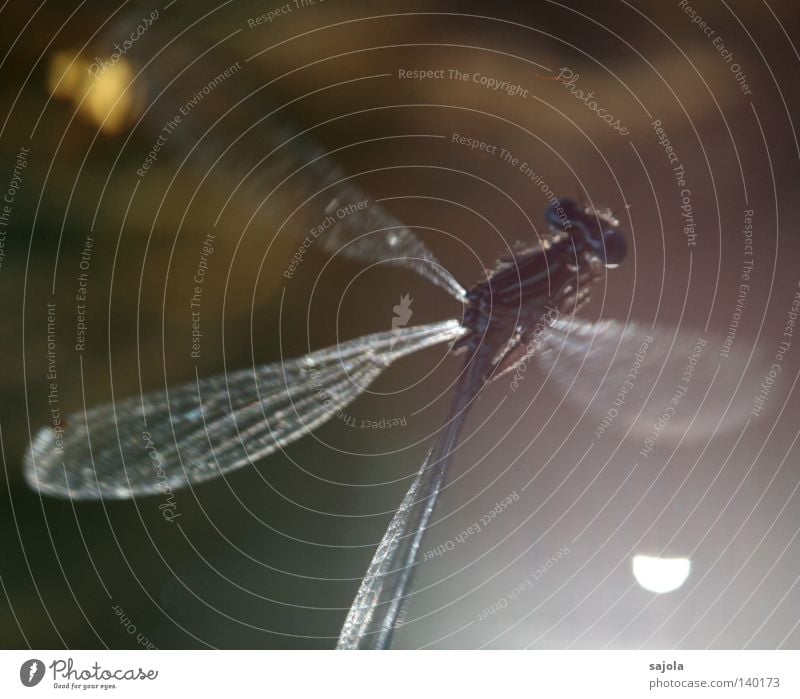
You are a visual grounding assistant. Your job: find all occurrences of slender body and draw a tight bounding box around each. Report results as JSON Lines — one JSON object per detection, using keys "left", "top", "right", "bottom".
{"left": 337, "top": 349, "right": 487, "bottom": 649}
{"left": 337, "top": 200, "right": 627, "bottom": 648}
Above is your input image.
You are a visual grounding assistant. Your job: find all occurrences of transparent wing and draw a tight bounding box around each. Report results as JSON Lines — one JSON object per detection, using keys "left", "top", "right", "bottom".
{"left": 314, "top": 196, "right": 466, "bottom": 302}
{"left": 101, "top": 18, "right": 465, "bottom": 301}
{"left": 24, "top": 321, "right": 464, "bottom": 501}
{"left": 536, "top": 318, "right": 772, "bottom": 442}
{"left": 337, "top": 347, "right": 486, "bottom": 649}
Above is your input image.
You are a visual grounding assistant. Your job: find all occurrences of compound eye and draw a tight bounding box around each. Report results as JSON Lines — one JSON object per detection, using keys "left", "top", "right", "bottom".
{"left": 574, "top": 206, "right": 628, "bottom": 267}
{"left": 545, "top": 199, "right": 627, "bottom": 266}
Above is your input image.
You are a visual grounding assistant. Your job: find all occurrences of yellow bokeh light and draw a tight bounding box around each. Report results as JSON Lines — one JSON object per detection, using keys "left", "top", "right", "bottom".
{"left": 47, "top": 50, "right": 139, "bottom": 134}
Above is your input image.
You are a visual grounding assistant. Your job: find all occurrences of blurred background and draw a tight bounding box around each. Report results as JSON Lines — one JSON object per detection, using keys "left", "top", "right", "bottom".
{"left": 1, "top": 0, "right": 799, "bottom": 649}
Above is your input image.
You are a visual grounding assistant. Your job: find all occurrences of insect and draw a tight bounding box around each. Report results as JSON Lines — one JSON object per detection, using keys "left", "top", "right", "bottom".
{"left": 30, "top": 24, "right": 767, "bottom": 649}
{"left": 25, "top": 176, "right": 629, "bottom": 645}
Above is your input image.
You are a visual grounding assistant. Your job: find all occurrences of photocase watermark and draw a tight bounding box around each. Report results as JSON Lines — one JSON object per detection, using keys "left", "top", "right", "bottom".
{"left": 19, "top": 659, "right": 45, "bottom": 687}
{"left": 389, "top": 293, "right": 413, "bottom": 350}
{"left": 510, "top": 305, "right": 561, "bottom": 391}
{"left": 476, "top": 546, "right": 571, "bottom": 622}
{"left": 189, "top": 232, "right": 216, "bottom": 359}
{"left": 554, "top": 68, "right": 629, "bottom": 135}
{"left": 137, "top": 61, "right": 242, "bottom": 178}
{"left": 451, "top": 132, "right": 501, "bottom": 156}
{"left": 88, "top": 8, "right": 159, "bottom": 78}
{"left": 336, "top": 411, "right": 407, "bottom": 429}
{"left": 112, "top": 604, "right": 157, "bottom": 649}
{"left": 678, "top": 0, "right": 752, "bottom": 95}
{"left": 750, "top": 279, "right": 799, "bottom": 418}
{"left": 140, "top": 432, "right": 180, "bottom": 522}
{"left": 398, "top": 68, "right": 529, "bottom": 98}
{"left": 303, "top": 361, "right": 348, "bottom": 416}
{"left": 47, "top": 657, "right": 158, "bottom": 690}
{"left": 652, "top": 118, "right": 696, "bottom": 247}
{"left": 640, "top": 336, "right": 707, "bottom": 459}
{"left": 451, "top": 133, "right": 569, "bottom": 222}
{"left": 720, "top": 208, "right": 754, "bottom": 359}
{"left": 423, "top": 491, "right": 519, "bottom": 561}
{"left": 594, "top": 333, "right": 654, "bottom": 439}
{"left": 283, "top": 199, "right": 369, "bottom": 279}
{"left": 45, "top": 302, "right": 66, "bottom": 455}
{"left": 246, "top": 0, "right": 325, "bottom": 27}
{"left": 0, "top": 144, "right": 28, "bottom": 274}
{"left": 74, "top": 235, "right": 93, "bottom": 353}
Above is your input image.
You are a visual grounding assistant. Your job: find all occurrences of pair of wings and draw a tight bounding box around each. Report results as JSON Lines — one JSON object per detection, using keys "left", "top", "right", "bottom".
{"left": 24, "top": 277, "right": 762, "bottom": 502}
{"left": 27, "top": 26, "right": 766, "bottom": 501}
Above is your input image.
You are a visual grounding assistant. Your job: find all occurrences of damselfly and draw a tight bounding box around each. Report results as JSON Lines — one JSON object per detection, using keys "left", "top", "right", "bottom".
{"left": 25, "top": 179, "right": 760, "bottom": 648}
{"left": 30, "top": 22, "right": 768, "bottom": 649}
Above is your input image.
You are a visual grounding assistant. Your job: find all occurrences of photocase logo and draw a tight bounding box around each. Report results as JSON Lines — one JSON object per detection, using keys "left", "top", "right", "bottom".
{"left": 389, "top": 293, "right": 413, "bottom": 350}
{"left": 20, "top": 659, "right": 45, "bottom": 687}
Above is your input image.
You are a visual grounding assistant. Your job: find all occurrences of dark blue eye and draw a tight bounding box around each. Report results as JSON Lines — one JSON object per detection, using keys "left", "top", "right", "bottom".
{"left": 545, "top": 198, "right": 626, "bottom": 266}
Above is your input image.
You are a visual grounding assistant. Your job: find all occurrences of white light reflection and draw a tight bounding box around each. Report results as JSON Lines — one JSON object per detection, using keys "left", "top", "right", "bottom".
{"left": 632, "top": 555, "right": 691, "bottom": 594}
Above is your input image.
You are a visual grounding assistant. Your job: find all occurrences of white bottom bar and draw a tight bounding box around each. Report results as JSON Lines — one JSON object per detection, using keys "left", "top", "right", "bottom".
{"left": 1, "top": 650, "right": 797, "bottom": 698}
